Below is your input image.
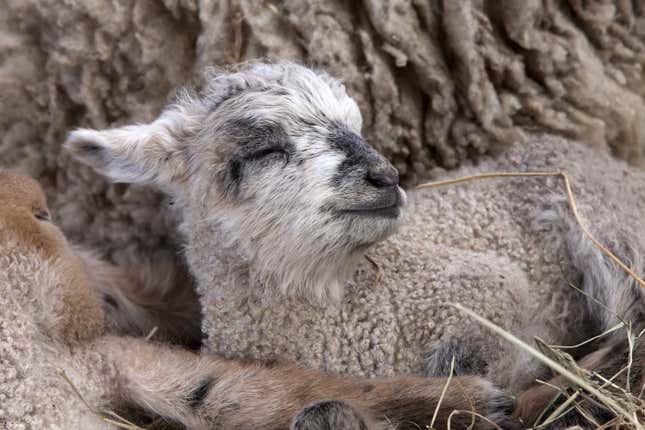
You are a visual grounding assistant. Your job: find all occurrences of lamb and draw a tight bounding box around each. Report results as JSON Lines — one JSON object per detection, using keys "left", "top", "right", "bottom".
{"left": 65, "top": 63, "right": 645, "bottom": 428}
{"left": 1, "top": 169, "right": 521, "bottom": 429}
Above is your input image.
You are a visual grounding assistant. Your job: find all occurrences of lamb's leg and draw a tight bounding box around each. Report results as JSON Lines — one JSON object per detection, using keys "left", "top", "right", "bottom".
{"left": 100, "top": 336, "right": 519, "bottom": 430}
{"left": 355, "top": 374, "right": 518, "bottom": 430}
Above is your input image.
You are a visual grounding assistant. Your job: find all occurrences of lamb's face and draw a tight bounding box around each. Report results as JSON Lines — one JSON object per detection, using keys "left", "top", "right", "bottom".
{"left": 0, "top": 170, "right": 66, "bottom": 256}
{"left": 65, "top": 63, "right": 406, "bottom": 300}
{"left": 0, "top": 170, "right": 93, "bottom": 293}
{"left": 191, "top": 66, "right": 406, "bottom": 263}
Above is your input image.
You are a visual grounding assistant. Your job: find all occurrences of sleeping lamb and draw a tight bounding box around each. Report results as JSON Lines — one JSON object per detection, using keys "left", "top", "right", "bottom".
{"left": 65, "top": 63, "right": 644, "bottom": 428}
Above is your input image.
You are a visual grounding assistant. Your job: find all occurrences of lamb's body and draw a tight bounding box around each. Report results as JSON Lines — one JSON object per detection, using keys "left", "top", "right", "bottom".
{"left": 194, "top": 135, "right": 640, "bottom": 387}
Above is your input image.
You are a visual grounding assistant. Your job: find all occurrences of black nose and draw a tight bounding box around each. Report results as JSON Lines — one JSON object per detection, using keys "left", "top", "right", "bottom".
{"left": 366, "top": 169, "right": 399, "bottom": 188}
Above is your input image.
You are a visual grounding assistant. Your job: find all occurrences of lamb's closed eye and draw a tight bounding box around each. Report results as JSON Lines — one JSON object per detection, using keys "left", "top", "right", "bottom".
{"left": 33, "top": 209, "right": 51, "bottom": 222}
{"left": 243, "top": 147, "right": 290, "bottom": 164}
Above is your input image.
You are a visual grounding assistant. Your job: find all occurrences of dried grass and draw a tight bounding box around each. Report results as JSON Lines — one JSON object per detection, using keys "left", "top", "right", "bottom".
{"left": 454, "top": 304, "right": 643, "bottom": 430}
{"left": 59, "top": 370, "right": 147, "bottom": 430}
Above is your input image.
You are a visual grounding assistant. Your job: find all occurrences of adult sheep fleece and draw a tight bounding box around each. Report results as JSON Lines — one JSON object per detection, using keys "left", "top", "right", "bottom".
{"left": 4, "top": 1, "right": 645, "bottom": 266}
{"left": 65, "top": 63, "right": 645, "bottom": 394}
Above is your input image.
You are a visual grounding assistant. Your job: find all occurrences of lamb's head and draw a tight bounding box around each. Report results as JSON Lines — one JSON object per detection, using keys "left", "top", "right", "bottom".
{"left": 0, "top": 170, "right": 104, "bottom": 340}
{"left": 0, "top": 170, "right": 66, "bottom": 256}
{"left": 65, "top": 63, "right": 406, "bottom": 302}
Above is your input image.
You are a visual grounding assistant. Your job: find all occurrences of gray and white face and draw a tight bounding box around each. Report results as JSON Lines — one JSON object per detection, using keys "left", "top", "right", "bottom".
{"left": 193, "top": 65, "right": 406, "bottom": 262}
{"left": 65, "top": 63, "right": 406, "bottom": 298}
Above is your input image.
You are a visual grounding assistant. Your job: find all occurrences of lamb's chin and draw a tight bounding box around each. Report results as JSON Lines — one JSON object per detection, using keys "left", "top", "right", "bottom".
{"left": 345, "top": 213, "right": 404, "bottom": 249}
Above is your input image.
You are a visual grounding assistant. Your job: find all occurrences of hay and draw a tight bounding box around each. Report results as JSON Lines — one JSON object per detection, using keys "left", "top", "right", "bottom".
{"left": 59, "top": 370, "right": 147, "bottom": 430}
{"left": 454, "top": 304, "right": 643, "bottom": 429}
{"left": 429, "top": 356, "right": 457, "bottom": 430}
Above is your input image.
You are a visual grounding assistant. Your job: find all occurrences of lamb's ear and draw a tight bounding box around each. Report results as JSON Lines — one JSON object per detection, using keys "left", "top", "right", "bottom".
{"left": 65, "top": 110, "right": 191, "bottom": 189}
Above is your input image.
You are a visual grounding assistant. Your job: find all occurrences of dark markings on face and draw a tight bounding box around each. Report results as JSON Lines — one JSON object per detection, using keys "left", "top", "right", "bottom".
{"left": 186, "top": 377, "right": 215, "bottom": 409}
{"left": 327, "top": 126, "right": 386, "bottom": 187}
{"left": 220, "top": 118, "right": 293, "bottom": 199}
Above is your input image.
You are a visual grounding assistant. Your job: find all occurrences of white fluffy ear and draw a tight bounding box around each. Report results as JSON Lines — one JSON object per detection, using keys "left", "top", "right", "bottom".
{"left": 65, "top": 110, "right": 191, "bottom": 189}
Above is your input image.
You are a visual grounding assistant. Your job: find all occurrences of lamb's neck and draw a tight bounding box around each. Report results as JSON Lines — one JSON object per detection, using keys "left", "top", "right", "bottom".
{"left": 184, "top": 215, "right": 363, "bottom": 304}
{"left": 183, "top": 216, "right": 253, "bottom": 298}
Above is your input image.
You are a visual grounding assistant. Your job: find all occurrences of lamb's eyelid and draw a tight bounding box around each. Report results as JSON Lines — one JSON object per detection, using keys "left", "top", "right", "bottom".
{"left": 33, "top": 209, "right": 52, "bottom": 222}
{"left": 243, "top": 147, "right": 290, "bottom": 164}
{"left": 253, "top": 144, "right": 286, "bottom": 154}
{"left": 235, "top": 124, "right": 293, "bottom": 162}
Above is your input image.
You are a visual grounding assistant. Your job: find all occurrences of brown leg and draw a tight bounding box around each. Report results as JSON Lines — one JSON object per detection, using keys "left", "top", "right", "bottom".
{"left": 103, "top": 337, "right": 519, "bottom": 430}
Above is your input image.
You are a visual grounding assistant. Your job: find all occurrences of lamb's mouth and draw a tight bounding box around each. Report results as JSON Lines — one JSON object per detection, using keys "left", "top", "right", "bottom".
{"left": 339, "top": 189, "right": 404, "bottom": 219}
{"left": 340, "top": 204, "right": 400, "bottom": 218}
